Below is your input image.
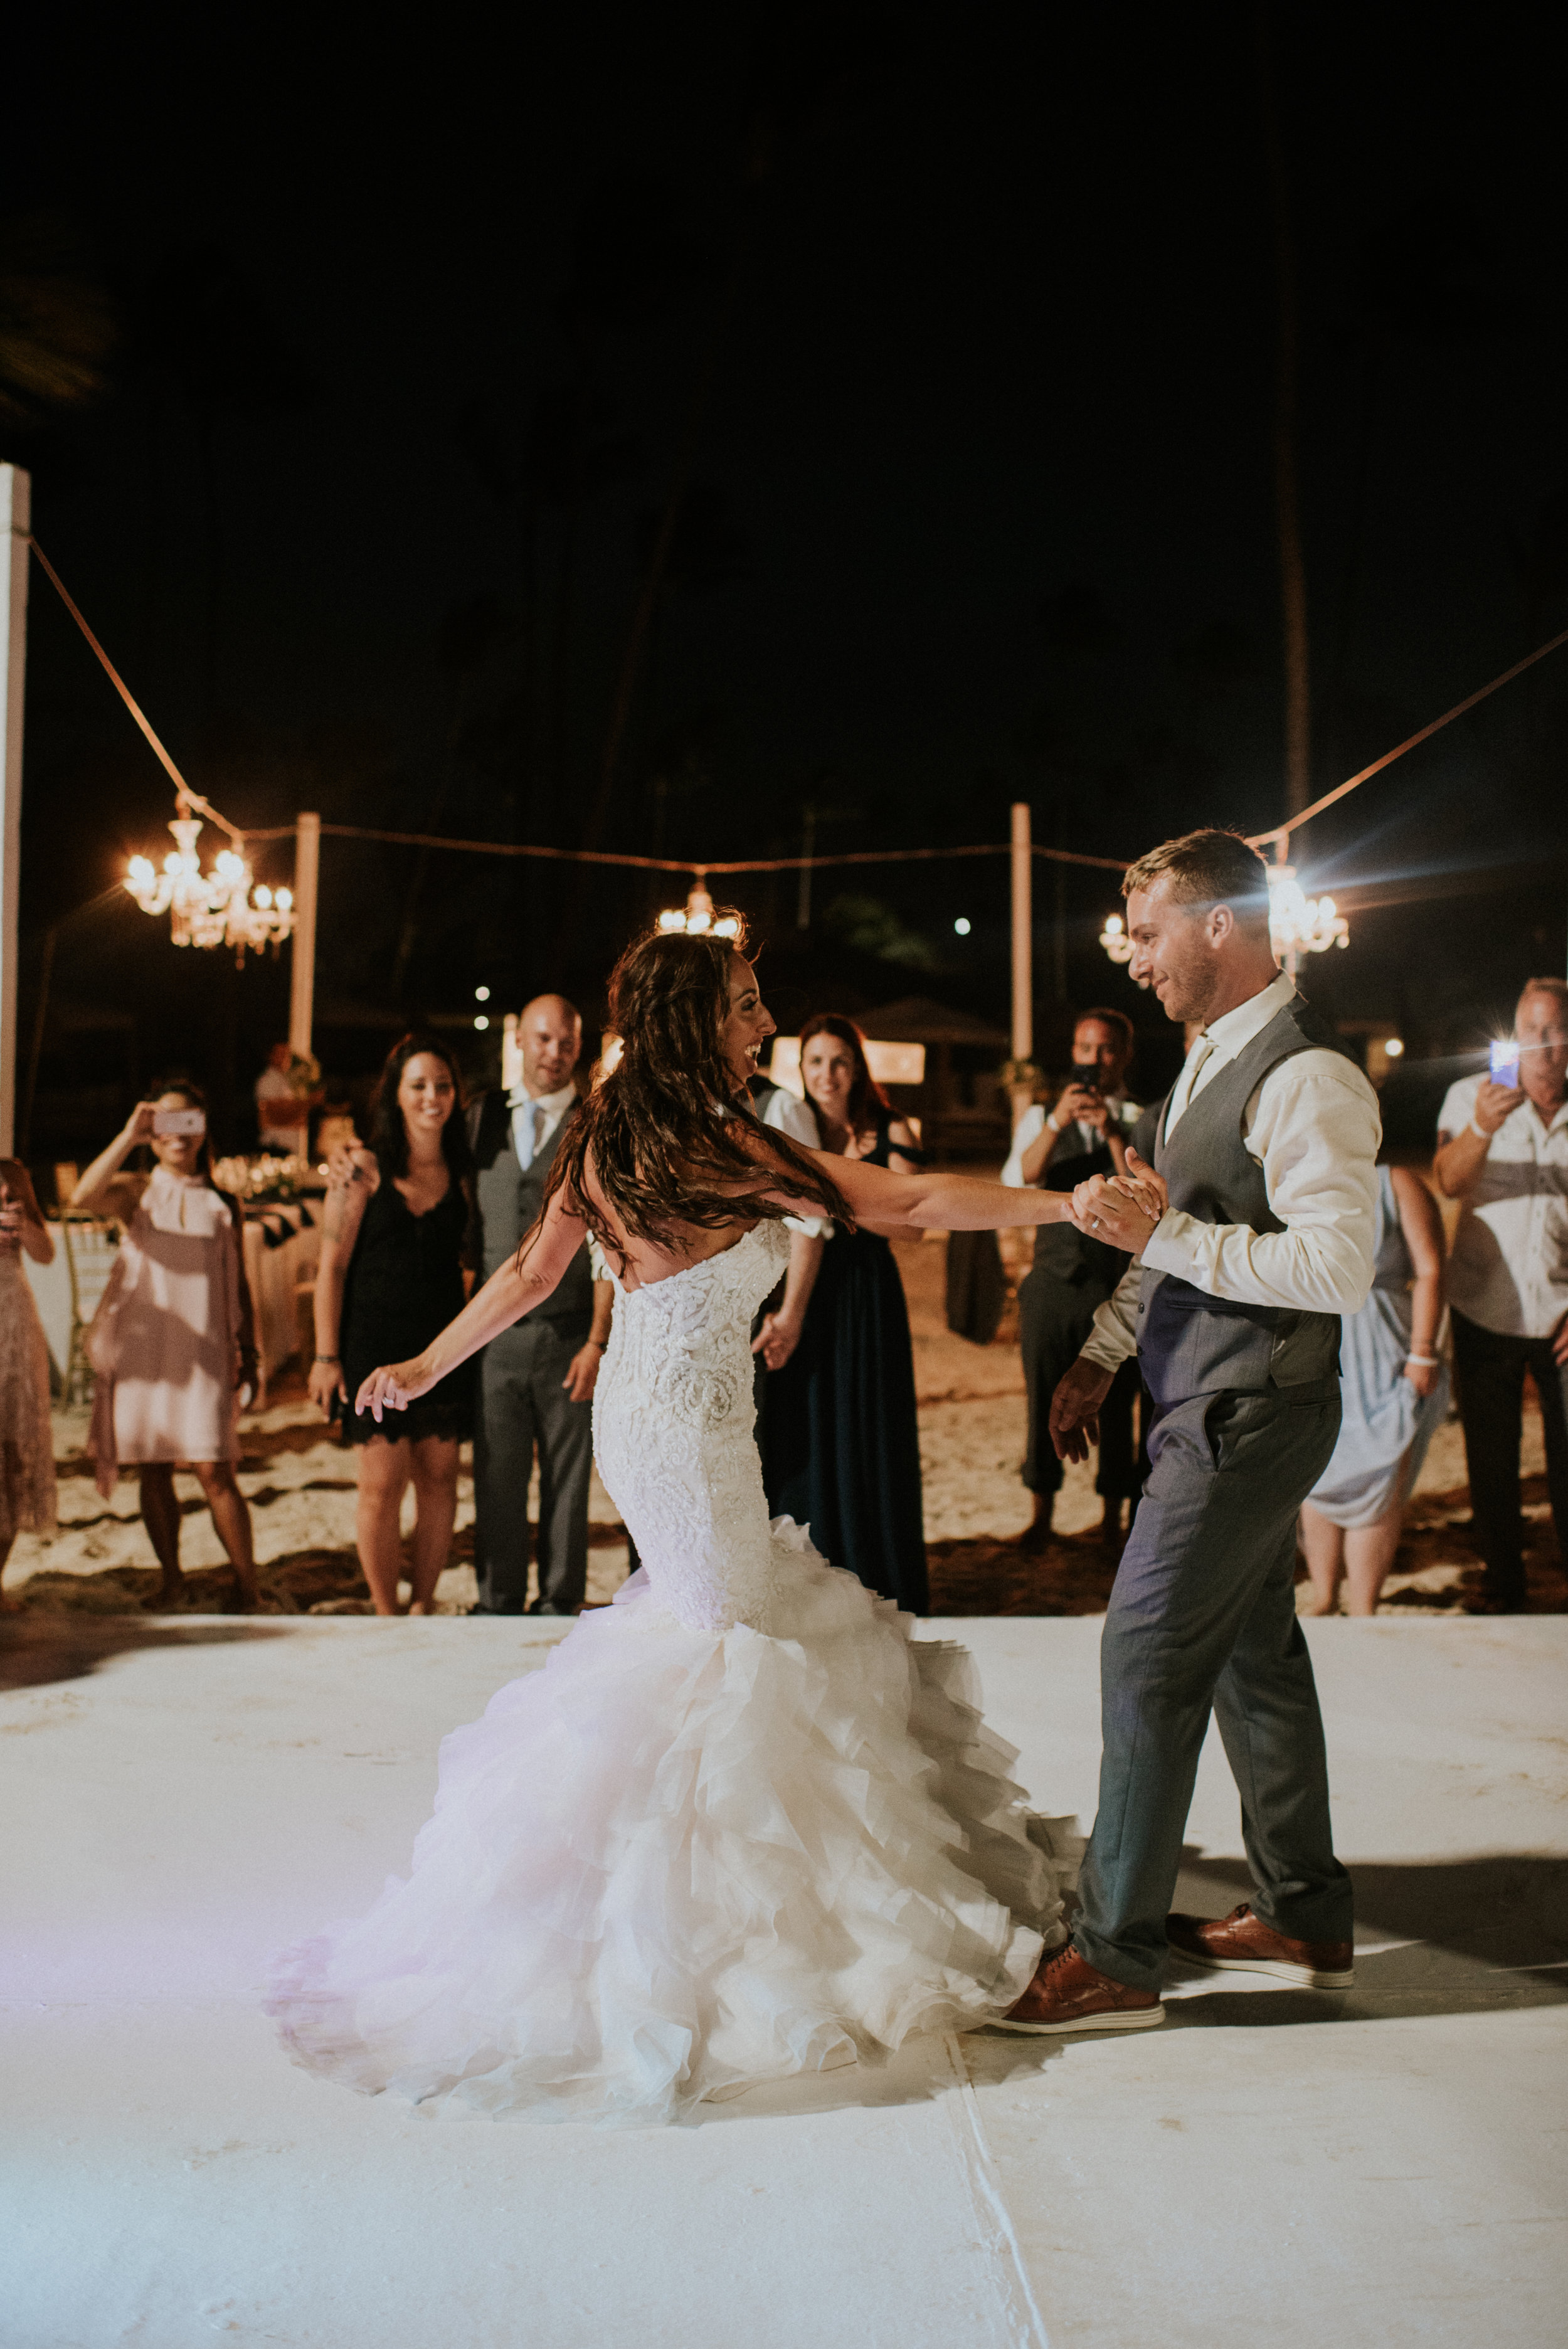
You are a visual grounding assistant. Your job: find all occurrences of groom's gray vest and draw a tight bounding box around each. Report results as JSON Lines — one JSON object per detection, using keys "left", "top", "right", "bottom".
{"left": 1136, "top": 995, "right": 1354, "bottom": 1413}
{"left": 468, "top": 1090, "right": 595, "bottom": 1332}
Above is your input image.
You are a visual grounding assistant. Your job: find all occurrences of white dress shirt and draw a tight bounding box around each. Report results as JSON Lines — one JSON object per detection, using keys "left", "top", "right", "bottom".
{"left": 1000, "top": 1094, "right": 1141, "bottom": 1189}
{"left": 1436, "top": 1072, "right": 1568, "bottom": 1338}
{"left": 508, "top": 1079, "right": 579, "bottom": 1172}
{"left": 756, "top": 1084, "right": 833, "bottom": 1241}
{"left": 1081, "top": 972, "right": 1381, "bottom": 1373}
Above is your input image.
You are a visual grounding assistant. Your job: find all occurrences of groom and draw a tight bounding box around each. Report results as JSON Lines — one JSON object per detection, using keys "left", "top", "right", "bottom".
{"left": 1002, "top": 828, "right": 1380, "bottom": 2034}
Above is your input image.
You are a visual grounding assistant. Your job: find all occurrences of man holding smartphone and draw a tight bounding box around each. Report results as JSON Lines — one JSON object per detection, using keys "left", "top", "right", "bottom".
{"left": 1002, "top": 1010, "right": 1144, "bottom": 1544}
{"left": 1434, "top": 978, "right": 1568, "bottom": 1611}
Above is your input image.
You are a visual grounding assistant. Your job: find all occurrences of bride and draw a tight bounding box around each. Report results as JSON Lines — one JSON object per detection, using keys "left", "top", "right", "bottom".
{"left": 268, "top": 921, "right": 1086, "bottom": 2124}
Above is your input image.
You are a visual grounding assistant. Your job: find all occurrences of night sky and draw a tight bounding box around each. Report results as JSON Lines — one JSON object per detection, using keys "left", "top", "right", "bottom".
{"left": 6, "top": 3, "right": 1568, "bottom": 1148}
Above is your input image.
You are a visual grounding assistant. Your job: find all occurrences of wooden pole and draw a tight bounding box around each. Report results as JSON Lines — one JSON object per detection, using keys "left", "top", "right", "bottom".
{"left": 0, "top": 465, "right": 30, "bottom": 1159}
{"left": 1009, "top": 802, "right": 1034, "bottom": 1127}
{"left": 289, "top": 811, "right": 320, "bottom": 1056}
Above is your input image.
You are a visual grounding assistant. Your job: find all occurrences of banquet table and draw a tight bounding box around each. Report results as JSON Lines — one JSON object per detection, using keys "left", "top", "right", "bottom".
{"left": 241, "top": 1202, "right": 321, "bottom": 1396}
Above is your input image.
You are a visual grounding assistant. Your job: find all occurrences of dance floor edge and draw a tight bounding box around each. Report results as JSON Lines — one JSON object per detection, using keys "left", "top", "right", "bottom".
{"left": 3, "top": 1613, "right": 1565, "bottom": 2349}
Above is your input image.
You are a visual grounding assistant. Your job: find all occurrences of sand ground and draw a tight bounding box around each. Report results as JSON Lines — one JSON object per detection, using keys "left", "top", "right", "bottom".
{"left": 6, "top": 1233, "right": 1563, "bottom": 1619}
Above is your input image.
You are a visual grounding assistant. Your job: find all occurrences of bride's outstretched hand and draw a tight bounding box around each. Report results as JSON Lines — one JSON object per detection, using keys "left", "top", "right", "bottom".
{"left": 355, "top": 1356, "right": 438, "bottom": 1423}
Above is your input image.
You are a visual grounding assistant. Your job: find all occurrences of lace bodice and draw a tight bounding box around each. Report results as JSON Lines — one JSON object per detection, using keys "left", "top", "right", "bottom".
{"left": 593, "top": 1221, "right": 792, "bottom": 1633}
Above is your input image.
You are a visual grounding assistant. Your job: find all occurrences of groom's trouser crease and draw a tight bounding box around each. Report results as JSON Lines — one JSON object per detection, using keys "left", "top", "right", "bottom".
{"left": 1074, "top": 1382, "right": 1352, "bottom": 1994}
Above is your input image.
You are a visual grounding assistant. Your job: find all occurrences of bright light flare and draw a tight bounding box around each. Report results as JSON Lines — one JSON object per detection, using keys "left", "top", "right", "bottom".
{"left": 1099, "top": 912, "right": 1133, "bottom": 964}
{"left": 953, "top": 917, "right": 971, "bottom": 936}
{"left": 1384, "top": 1037, "right": 1404, "bottom": 1059}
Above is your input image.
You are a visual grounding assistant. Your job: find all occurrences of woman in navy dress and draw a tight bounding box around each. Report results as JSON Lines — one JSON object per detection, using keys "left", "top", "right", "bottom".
{"left": 760, "top": 1014, "right": 929, "bottom": 1611}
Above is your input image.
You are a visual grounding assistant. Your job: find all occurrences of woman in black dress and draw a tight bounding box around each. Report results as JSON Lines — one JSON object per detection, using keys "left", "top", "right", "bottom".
{"left": 309, "top": 1034, "right": 475, "bottom": 1614}
{"left": 759, "top": 1014, "right": 929, "bottom": 1612}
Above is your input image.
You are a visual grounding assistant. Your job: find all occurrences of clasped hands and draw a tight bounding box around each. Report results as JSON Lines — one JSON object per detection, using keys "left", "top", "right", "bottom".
{"left": 1068, "top": 1146, "right": 1168, "bottom": 1254}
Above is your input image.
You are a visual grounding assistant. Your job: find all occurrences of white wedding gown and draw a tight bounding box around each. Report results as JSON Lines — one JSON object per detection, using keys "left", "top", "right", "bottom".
{"left": 268, "top": 1221, "right": 1077, "bottom": 2125}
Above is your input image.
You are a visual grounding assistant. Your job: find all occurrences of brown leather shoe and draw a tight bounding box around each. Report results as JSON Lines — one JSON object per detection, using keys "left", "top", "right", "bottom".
{"left": 994, "top": 1943, "right": 1165, "bottom": 2035}
{"left": 1167, "top": 1902, "right": 1353, "bottom": 1990}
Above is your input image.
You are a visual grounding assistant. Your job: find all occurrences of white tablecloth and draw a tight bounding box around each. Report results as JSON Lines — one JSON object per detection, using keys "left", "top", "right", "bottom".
{"left": 241, "top": 1205, "right": 322, "bottom": 1390}
{"left": 22, "top": 1220, "right": 122, "bottom": 1384}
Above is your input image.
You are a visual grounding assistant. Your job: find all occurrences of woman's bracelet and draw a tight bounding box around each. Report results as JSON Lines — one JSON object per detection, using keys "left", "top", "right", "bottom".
{"left": 1406, "top": 1352, "right": 1438, "bottom": 1367}
{"left": 586, "top": 1338, "right": 608, "bottom": 1350}
{"left": 314, "top": 1353, "right": 341, "bottom": 1364}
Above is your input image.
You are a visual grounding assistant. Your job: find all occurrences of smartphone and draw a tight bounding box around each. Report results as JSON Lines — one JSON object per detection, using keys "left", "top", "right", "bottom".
{"left": 152, "top": 1108, "right": 207, "bottom": 1137}
{"left": 1488, "top": 1042, "right": 1520, "bottom": 1088}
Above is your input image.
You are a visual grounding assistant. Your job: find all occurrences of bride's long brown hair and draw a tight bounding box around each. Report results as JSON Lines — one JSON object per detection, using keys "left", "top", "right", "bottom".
{"left": 542, "top": 921, "right": 852, "bottom": 1268}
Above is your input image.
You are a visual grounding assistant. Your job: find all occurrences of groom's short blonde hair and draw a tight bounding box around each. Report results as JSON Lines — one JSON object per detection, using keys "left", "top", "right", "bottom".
{"left": 1122, "top": 829, "right": 1271, "bottom": 926}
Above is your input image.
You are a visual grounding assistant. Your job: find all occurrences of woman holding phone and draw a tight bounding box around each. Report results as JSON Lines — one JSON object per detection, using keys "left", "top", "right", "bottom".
{"left": 72, "top": 1082, "right": 260, "bottom": 1610}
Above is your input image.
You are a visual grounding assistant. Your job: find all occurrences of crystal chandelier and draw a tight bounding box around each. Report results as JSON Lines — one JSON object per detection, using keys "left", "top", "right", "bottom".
{"left": 125, "top": 812, "right": 295, "bottom": 955}
{"left": 1263, "top": 862, "right": 1348, "bottom": 964}
{"left": 656, "top": 879, "right": 740, "bottom": 938}
{"left": 1099, "top": 858, "right": 1348, "bottom": 975}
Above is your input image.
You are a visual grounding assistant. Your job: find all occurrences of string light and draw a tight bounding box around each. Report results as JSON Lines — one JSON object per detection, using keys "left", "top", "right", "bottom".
{"left": 124, "top": 811, "right": 295, "bottom": 955}
{"left": 656, "top": 879, "right": 739, "bottom": 938}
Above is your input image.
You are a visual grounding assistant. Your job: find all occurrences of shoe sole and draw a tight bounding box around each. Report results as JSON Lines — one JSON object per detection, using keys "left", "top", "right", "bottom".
{"left": 1173, "top": 1950, "right": 1353, "bottom": 1990}
{"left": 992, "top": 2002, "right": 1165, "bottom": 2035}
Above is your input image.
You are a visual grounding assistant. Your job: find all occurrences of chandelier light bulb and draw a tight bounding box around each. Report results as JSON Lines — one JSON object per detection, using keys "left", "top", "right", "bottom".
{"left": 657, "top": 880, "right": 731, "bottom": 936}
{"left": 1099, "top": 912, "right": 1133, "bottom": 964}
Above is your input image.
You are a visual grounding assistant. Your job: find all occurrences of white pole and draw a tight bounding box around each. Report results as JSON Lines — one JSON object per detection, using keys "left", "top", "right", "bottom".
{"left": 0, "top": 465, "right": 30, "bottom": 1159}
{"left": 1009, "top": 800, "right": 1034, "bottom": 1128}
{"left": 289, "top": 811, "right": 320, "bottom": 1056}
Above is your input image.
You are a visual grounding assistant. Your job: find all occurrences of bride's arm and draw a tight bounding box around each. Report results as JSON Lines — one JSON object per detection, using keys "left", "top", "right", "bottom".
{"left": 756, "top": 1142, "right": 1078, "bottom": 1234}
{"left": 355, "top": 1191, "right": 590, "bottom": 1421}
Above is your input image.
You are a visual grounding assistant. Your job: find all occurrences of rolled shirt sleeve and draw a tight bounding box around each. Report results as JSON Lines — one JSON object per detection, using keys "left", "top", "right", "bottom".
{"left": 1082, "top": 1261, "right": 1143, "bottom": 1372}
{"left": 1138, "top": 1056, "right": 1380, "bottom": 1315}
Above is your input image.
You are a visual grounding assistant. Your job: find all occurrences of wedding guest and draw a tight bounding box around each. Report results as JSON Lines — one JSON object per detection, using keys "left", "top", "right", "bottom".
{"left": 310, "top": 1035, "right": 476, "bottom": 1615}
{"left": 464, "top": 995, "right": 613, "bottom": 1617}
{"left": 0, "top": 1160, "right": 58, "bottom": 1600}
{"left": 255, "top": 1042, "right": 314, "bottom": 1155}
{"left": 759, "top": 1013, "right": 928, "bottom": 1612}
{"left": 73, "top": 1084, "right": 260, "bottom": 1611}
{"left": 746, "top": 1051, "right": 834, "bottom": 1444}
{"left": 1299, "top": 1160, "right": 1448, "bottom": 1615}
{"left": 1002, "top": 1010, "right": 1144, "bottom": 1544}
{"left": 1434, "top": 977, "right": 1568, "bottom": 1613}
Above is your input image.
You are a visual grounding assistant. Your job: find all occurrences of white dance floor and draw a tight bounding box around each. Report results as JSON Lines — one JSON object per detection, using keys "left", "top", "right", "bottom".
{"left": 4, "top": 1613, "right": 1565, "bottom": 2348}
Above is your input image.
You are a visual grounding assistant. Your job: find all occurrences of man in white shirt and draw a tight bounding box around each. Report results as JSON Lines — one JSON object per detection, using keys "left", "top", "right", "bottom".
{"left": 465, "top": 995, "right": 613, "bottom": 1616}
{"left": 255, "top": 1043, "right": 311, "bottom": 1154}
{"left": 1434, "top": 977, "right": 1568, "bottom": 1612}
{"left": 1001, "top": 1009, "right": 1145, "bottom": 1543}
{"left": 1001, "top": 829, "right": 1379, "bottom": 2040}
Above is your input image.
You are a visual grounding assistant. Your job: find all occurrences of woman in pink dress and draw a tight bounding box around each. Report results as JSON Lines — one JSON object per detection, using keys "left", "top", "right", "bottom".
{"left": 73, "top": 1082, "right": 260, "bottom": 1611}
{"left": 0, "top": 1160, "right": 58, "bottom": 1599}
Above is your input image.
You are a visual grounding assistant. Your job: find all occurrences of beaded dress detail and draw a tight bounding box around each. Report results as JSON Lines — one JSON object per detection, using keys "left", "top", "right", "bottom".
{"left": 268, "top": 1221, "right": 1078, "bottom": 2125}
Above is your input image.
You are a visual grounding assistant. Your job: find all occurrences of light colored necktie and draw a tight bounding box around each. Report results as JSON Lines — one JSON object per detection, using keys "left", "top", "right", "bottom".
{"left": 518, "top": 1100, "right": 544, "bottom": 1170}
{"left": 1169, "top": 1036, "right": 1215, "bottom": 1135}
